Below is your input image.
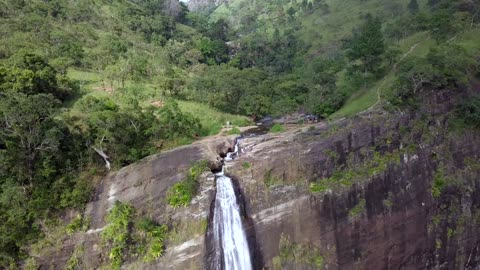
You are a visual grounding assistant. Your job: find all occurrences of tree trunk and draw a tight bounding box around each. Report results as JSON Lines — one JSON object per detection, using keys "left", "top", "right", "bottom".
{"left": 93, "top": 147, "right": 111, "bottom": 170}
{"left": 364, "top": 64, "right": 367, "bottom": 90}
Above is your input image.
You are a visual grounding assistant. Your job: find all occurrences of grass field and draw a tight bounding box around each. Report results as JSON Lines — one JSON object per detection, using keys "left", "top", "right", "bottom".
{"left": 66, "top": 69, "right": 251, "bottom": 137}
{"left": 177, "top": 100, "right": 251, "bottom": 136}
{"left": 330, "top": 27, "right": 480, "bottom": 119}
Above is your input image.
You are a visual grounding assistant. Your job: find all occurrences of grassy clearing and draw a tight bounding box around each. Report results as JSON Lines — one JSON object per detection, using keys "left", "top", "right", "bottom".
{"left": 330, "top": 82, "right": 380, "bottom": 119}
{"left": 66, "top": 69, "right": 251, "bottom": 137}
{"left": 330, "top": 28, "right": 479, "bottom": 119}
{"left": 300, "top": 0, "right": 414, "bottom": 53}
{"left": 177, "top": 100, "right": 251, "bottom": 136}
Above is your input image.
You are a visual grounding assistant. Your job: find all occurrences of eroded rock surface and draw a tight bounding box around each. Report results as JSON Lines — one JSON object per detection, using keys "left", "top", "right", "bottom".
{"left": 39, "top": 89, "right": 480, "bottom": 270}
{"left": 225, "top": 90, "right": 480, "bottom": 269}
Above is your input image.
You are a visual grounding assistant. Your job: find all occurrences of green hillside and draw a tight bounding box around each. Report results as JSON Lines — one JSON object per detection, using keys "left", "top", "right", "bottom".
{"left": 0, "top": 0, "right": 479, "bottom": 268}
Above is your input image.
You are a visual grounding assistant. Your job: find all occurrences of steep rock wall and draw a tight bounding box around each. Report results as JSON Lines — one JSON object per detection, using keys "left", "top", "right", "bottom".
{"left": 37, "top": 88, "right": 480, "bottom": 270}
{"left": 225, "top": 89, "right": 480, "bottom": 269}
{"left": 37, "top": 138, "right": 234, "bottom": 269}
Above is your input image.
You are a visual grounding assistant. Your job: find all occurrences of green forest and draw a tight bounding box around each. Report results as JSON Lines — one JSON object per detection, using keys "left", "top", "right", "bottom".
{"left": 0, "top": 0, "right": 479, "bottom": 268}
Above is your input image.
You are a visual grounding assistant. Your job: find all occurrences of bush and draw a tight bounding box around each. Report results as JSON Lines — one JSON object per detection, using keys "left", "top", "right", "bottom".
{"left": 431, "top": 168, "right": 446, "bottom": 198}
{"left": 269, "top": 124, "right": 285, "bottom": 133}
{"left": 59, "top": 176, "right": 93, "bottom": 209}
{"left": 456, "top": 96, "right": 480, "bottom": 128}
{"left": 102, "top": 201, "right": 134, "bottom": 269}
{"left": 166, "top": 161, "right": 208, "bottom": 207}
{"left": 227, "top": 127, "right": 241, "bottom": 135}
{"left": 65, "top": 215, "right": 89, "bottom": 236}
{"left": 135, "top": 218, "right": 168, "bottom": 262}
{"left": 387, "top": 44, "right": 474, "bottom": 107}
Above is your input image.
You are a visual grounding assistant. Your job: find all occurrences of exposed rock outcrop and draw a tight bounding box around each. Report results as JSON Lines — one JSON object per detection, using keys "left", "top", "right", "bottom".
{"left": 36, "top": 137, "right": 234, "bottom": 269}
{"left": 225, "top": 88, "right": 480, "bottom": 269}
{"left": 37, "top": 88, "right": 480, "bottom": 270}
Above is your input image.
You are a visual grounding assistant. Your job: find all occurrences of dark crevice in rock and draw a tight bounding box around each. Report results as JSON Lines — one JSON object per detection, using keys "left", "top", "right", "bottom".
{"left": 205, "top": 189, "right": 221, "bottom": 270}
{"left": 229, "top": 175, "right": 264, "bottom": 270}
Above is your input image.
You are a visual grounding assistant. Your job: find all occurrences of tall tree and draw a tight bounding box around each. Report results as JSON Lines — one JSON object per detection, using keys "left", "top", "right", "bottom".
{"left": 345, "top": 15, "right": 385, "bottom": 87}
{"left": 0, "top": 93, "right": 62, "bottom": 186}
{"left": 430, "top": 8, "right": 455, "bottom": 42}
{"left": 408, "top": 0, "right": 419, "bottom": 14}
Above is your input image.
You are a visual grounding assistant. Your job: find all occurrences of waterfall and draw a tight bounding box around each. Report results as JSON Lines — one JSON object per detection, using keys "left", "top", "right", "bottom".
{"left": 212, "top": 139, "right": 252, "bottom": 270}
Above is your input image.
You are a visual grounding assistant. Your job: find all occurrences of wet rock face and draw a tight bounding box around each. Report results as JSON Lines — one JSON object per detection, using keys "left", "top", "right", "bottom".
{"left": 37, "top": 137, "right": 234, "bottom": 270}
{"left": 38, "top": 88, "right": 480, "bottom": 269}
{"left": 228, "top": 91, "right": 480, "bottom": 269}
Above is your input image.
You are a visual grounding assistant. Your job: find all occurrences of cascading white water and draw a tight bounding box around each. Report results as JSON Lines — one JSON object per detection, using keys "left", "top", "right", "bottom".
{"left": 212, "top": 139, "right": 252, "bottom": 270}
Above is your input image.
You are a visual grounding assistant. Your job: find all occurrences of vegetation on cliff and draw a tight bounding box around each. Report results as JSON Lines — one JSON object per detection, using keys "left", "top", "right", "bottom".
{"left": 167, "top": 160, "right": 209, "bottom": 207}
{"left": 0, "top": 0, "right": 479, "bottom": 268}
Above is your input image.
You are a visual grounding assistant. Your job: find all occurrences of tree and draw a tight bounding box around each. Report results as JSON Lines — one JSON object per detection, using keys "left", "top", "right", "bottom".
{"left": 0, "top": 53, "right": 77, "bottom": 100}
{"left": 428, "top": 0, "right": 441, "bottom": 9}
{"left": 430, "top": 8, "right": 456, "bottom": 42}
{"left": 306, "top": 84, "right": 345, "bottom": 116}
{"left": 408, "top": 0, "right": 419, "bottom": 14}
{"left": 345, "top": 15, "right": 385, "bottom": 88}
{"left": 271, "top": 97, "right": 297, "bottom": 124}
{"left": 287, "top": 7, "right": 296, "bottom": 17}
{"left": 301, "top": 0, "right": 308, "bottom": 10}
{"left": 0, "top": 93, "right": 62, "bottom": 186}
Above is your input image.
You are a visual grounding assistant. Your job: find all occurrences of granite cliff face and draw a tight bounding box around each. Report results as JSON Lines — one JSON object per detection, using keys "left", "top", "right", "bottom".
{"left": 229, "top": 117, "right": 480, "bottom": 269}
{"left": 35, "top": 138, "right": 232, "bottom": 269}
{"left": 36, "top": 88, "right": 480, "bottom": 269}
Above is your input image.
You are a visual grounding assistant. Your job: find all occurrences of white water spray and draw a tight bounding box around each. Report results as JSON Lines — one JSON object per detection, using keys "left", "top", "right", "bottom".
{"left": 212, "top": 139, "right": 252, "bottom": 270}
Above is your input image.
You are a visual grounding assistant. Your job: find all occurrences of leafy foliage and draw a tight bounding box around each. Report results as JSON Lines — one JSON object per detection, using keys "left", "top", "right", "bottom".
{"left": 275, "top": 234, "right": 324, "bottom": 269}
{"left": 65, "top": 214, "right": 89, "bottom": 236}
{"left": 0, "top": 0, "right": 479, "bottom": 267}
{"left": 167, "top": 160, "right": 208, "bottom": 207}
{"left": 269, "top": 124, "right": 285, "bottom": 133}
{"left": 456, "top": 96, "right": 480, "bottom": 128}
{"left": 135, "top": 218, "right": 169, "bottom": 262}
{"left": 102, "top": 201, "right": 134, "bottom": 269}
{"left": 345, "top": 15, "right": 385, "bottom": 78}
{"left": 386, "top": 44, "right": 474, "bottom": 106}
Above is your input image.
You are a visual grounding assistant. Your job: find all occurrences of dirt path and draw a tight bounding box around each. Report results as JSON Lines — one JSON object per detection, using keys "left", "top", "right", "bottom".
{"left": 360, "top": 42, "right": 422, "bottom": 115}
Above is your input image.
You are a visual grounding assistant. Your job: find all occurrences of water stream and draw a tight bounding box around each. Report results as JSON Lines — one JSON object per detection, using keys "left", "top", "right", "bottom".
{"left": 212, "top": 139, "right": 252, "bottom": 270}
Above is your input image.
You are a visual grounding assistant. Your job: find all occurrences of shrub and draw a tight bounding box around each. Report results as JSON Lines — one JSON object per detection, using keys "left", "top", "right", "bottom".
{"left": 456, "top": 96, "right": 480, "bottom": 129}
{"left": 431, "top": 167, "right": 447, "bottom": 198}
{"left": 167, "top": 161, "right": 208, "bottom": 207}
{"left": 102, "top": 201, "right": 134, "bottom": 269}
{"left": 227, "top": 127, "right": 241, "bottom": 135}
{"left": 24, "top": 258, "right": 38, "bottom": 270}
{"left": 59, "top": 176, "right": 93, "bottom": 209}
{"left": 348, "top": 199, "right": 366, "bottom": 217}
{"left": 310, "top": 182, "right": 328, "bottom": 193}
{"left": 65, "top": 214, "right": 89, "bottom": 236}
{"left": 135, "top": 218, "right": 168, "bottom": 262}
{"left": 269, "top": 123, "right": 285, "bottom": 133}
{"left": 277, "top": 234, "right": 324, "bottom": 269}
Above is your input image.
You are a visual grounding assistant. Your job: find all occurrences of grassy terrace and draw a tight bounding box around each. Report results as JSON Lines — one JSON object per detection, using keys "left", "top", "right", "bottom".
{"left": 330, "top": 28, "right": 480, "bottom": 119}
{"left": 67, "top": 69, "right": 251, "bottom": 138}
